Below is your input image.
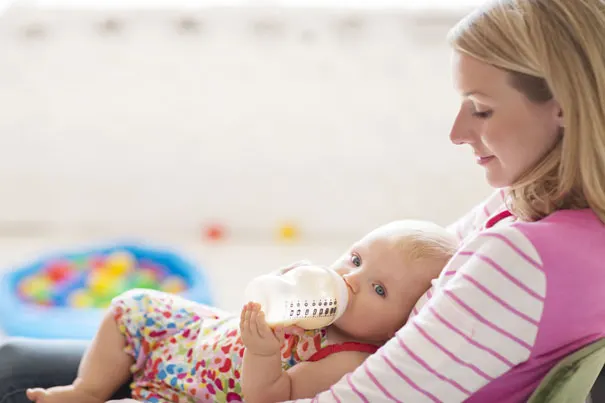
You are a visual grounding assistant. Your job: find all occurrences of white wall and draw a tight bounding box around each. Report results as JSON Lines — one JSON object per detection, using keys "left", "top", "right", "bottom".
{"left": 0, "top": 4, "right": 492, "bottom": 240}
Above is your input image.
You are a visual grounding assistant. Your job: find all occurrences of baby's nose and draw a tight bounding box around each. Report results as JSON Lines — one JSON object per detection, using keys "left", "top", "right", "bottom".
{"left": 343, "top": 273, "right": 359, "bottom": 294}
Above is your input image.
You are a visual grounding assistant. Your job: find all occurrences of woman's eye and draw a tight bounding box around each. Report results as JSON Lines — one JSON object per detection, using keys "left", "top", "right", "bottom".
{"left": 470, "top": 103, "right": 493, "bottom": 119}
{"left": 373, "top": 284, "right": 386, "bottom": 297}
{"left": 468, "top": 101, "right": 493, "bottom": 119}
{"left": 351, "top": 254, "right": 361, "bottom": 267}
{"left": 472, "top": 110, "right": 493, "bottom": 119}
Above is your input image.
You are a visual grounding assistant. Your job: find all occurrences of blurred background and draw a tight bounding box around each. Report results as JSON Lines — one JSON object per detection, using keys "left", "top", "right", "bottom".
{"left": 0, "top": 0, "right": 492, "bottom": 338}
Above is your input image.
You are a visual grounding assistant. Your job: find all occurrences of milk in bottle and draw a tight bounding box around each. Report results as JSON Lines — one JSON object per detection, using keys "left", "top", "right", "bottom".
{"left": 244, "top": 265, "right": 349, "bottom": 330}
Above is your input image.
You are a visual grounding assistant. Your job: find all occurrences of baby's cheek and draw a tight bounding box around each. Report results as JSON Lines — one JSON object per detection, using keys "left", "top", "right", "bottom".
{"left": 336, "top": 307, "right": 360, "bottom": 330}
{"left": 379, "top": 302, "right": 408, "bottom": 325}
{"left": 359, "top": 303, "right": 383, "bottom": 325}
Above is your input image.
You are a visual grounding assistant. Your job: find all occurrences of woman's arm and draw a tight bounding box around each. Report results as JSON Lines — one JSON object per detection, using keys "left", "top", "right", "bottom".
{"left": 409, "top": 188, "right": 510, "bottom": 322}
{"left": 282, "top": 224, "right": 545, "bottom": 402}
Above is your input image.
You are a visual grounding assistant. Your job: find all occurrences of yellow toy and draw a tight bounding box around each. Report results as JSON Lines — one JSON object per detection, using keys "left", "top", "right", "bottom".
{"left": 278, "top": 223, "right": 299, "bottom": 241}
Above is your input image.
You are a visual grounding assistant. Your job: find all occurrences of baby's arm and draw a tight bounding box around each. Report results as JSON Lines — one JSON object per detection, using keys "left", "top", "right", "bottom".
{"left": 285, "top": 350, "right": 369, "bottom": 399}
{"left": 240, "top": 302, "right": 289, "bottom": 403}
{"left": 240, "top": 302, "right": 368, "bottom": 403}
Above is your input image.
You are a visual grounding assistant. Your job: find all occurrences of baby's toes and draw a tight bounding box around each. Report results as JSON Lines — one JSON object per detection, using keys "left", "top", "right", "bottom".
{"left": 26, "top": 388, "right": 48, "bottom": 402}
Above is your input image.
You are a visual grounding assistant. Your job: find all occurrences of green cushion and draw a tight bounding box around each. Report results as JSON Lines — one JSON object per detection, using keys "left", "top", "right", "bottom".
{"left": 528, "top": 337, "right": 605, "bottom": 403}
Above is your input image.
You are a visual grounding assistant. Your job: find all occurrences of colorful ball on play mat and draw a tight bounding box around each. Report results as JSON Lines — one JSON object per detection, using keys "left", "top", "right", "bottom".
{"left": 44, "top": 260, "right": 74, "bottom": 283}
{"left": 68, "top": 289, "right": 95, "bottom": 308}
{"left": 18, "top": 275, "right": 53, "bottom": 304}
{"left": 16, "top": 249, "right": 191, "bottom": 309}
{"left": 161, "top": 275, "right": 187, "bottom": 293}
{"left": 130, "top": 269, "right": 160, "bottom": 290}
{"left": 104, "top": 251, "right": 136, "bottom": 277}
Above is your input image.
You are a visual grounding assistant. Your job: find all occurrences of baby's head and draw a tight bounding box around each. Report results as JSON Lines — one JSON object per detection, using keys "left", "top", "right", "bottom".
{"left": 330, "top": 220, "right": 457, "bottom": 343}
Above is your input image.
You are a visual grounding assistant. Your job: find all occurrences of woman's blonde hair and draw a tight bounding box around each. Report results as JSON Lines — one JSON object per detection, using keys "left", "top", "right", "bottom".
{"left": 447, "top": 0, "right": 605, "bottom": 223}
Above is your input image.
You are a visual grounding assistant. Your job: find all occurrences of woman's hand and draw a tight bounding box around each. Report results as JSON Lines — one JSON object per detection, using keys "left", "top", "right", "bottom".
{"left": 240, "top": 302, "right": 284, "bottom": 356}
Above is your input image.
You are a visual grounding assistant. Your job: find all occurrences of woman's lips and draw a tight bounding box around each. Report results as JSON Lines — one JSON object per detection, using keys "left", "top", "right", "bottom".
{"left": 476, "top": 155, "right": 495, "bottom": 165}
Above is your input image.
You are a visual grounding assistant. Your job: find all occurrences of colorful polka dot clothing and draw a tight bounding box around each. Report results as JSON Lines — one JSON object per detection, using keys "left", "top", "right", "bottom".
{"left": 111, "top": 289, "right": 335, "bottom": 403}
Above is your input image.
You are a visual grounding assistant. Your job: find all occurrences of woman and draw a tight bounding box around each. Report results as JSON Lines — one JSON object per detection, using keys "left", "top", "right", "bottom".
{"left": 4, "top": 0, "right": 605, "bottom": 401}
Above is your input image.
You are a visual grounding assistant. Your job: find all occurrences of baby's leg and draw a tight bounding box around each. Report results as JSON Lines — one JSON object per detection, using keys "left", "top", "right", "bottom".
{"left": 26, "top": 308, "right": 132, "bottom": 403}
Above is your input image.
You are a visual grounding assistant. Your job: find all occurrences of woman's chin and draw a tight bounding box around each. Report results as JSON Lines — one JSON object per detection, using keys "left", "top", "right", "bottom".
{"left": 484, "top": 166, "right": 513, "bottom": 188}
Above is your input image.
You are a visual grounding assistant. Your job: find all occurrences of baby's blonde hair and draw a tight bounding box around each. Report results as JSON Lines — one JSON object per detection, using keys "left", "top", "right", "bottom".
{"left": 447, "top": 0, "right": 605, "bottom": 223}
{"left": 376, "top": 220, "right": 458, "bottom": 269}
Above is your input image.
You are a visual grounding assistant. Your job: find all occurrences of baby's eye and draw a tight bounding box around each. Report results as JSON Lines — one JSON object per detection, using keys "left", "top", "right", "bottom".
{"left": 373, "top": 284, "right": 386, "bottom": 297}
{"left": 350, "top": 254, "right": 362, "bottom": 267}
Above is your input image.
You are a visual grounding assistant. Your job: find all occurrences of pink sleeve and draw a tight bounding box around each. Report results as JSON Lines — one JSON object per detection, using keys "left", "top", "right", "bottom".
{"left": 447, "top": 188, "right": 508, "bottom": 244}
{"left": 285, "top": 224, "right": 545, "bottom": 403}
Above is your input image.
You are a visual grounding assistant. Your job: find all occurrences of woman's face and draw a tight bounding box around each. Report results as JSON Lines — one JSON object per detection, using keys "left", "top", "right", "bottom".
{"left": 449, "top": 52, "right": 563, "bottom": 187}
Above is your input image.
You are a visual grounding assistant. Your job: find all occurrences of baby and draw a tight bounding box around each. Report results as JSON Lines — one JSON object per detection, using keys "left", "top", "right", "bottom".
{"left": 26, "top": 220, "right": 457, "bottom": 403}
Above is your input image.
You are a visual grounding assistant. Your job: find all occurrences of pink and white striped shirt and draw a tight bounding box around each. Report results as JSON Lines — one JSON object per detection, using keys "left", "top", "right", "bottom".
{"left": 286, "top": 189, "right": 605, "bottom": 402}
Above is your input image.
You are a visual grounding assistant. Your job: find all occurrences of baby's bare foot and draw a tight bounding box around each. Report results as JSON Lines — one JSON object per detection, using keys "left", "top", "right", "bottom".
{"left": 26, "top": 385, "right": 103, "bottom": 403}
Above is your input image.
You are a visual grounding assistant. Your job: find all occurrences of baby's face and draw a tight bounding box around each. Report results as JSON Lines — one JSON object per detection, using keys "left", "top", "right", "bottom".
{"left": 329, "top": 227, "right": 441, "bottom": 343}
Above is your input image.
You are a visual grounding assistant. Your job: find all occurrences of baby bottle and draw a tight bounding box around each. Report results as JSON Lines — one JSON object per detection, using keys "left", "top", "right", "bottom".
{"left": 244, "top": 265, "right": 349, "bottom": 330}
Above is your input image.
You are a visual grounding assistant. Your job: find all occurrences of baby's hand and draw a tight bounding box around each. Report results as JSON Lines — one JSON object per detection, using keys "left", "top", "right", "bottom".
{"left": 240, "top": 302, "right": 284, "bottom": 356}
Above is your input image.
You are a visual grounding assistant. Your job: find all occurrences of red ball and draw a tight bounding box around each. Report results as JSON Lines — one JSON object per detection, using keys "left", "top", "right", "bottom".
{"left": 89, "top": 255, "right": 106, "bottom": 270}
{"left": 205, "top": 224, "right": 225, "bottom": 241}
{"left": 45, "top": 260, "right": 73, "bottom": 283}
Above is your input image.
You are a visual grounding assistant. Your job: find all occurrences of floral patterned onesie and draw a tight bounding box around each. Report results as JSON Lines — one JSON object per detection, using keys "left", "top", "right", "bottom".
{"left": 111, "top": 289, "right": 377, "bottom": 403}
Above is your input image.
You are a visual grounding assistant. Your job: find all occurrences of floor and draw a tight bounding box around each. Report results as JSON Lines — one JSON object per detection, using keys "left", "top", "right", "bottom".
{"left": 0, "top": 233, "right": 352, "bottom": 339}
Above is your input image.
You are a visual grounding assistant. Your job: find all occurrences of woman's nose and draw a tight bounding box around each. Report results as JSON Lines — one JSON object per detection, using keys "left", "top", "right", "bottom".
{"left": 449, "top": 107, "right": 475, "bottom": 145}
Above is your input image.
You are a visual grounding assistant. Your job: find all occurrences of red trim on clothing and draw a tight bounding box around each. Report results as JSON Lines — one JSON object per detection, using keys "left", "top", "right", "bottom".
{"left": 485, "top": 210, "right": 513, "bottom": 229}
{"left": 307, "top": 342, "right": 379, "bottom": 362}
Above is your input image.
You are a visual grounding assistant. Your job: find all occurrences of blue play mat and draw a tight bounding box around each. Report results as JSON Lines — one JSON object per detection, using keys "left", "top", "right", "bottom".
{"left": 0, "top": 242, "right": 213, "bottom": 339}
